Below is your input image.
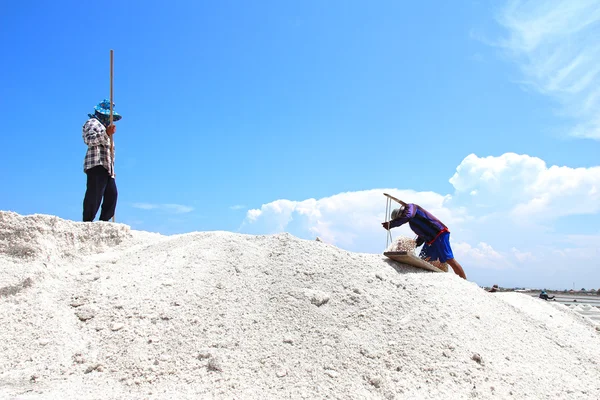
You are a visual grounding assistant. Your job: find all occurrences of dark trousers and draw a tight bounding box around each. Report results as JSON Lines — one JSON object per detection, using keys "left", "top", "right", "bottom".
{"left": 83, "top": 165, "right": 118, "bottom": 222}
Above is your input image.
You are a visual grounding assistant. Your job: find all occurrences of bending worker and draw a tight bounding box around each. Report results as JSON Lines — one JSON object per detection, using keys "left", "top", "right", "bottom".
{"left": 382, "top": 203, "right": 467, "bottom": 280}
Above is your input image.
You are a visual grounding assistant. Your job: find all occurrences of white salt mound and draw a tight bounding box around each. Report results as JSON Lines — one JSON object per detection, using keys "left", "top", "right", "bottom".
{"left": 1, "top": 211, "right": 599, "bottom": 399}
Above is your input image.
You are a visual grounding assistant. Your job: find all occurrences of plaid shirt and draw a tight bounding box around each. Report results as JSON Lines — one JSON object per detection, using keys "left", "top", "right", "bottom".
{"left": 83, "top": 118, "right": 114, "bottom": 177}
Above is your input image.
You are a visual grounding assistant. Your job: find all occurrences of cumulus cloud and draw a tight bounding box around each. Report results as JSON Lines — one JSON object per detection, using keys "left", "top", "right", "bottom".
{"left": 241, "top": 152, "right": 600, "bottom": 287}
{"left": 243, "top": 189, "right": 469, "bottom": 250}
{"left": 132, "top": 203, "right": 194, "bottom": 214}
{"left": 494, "top": 0, "right": 600, "bottom": 139}
{"left": 453, "top": 241, "right": 514, "bottom": 270}
{"left": 449, "top": 153, "right": 600, "bottom": 222}
{"left": 511, "top": 247, "right": 534, "bottom": 262}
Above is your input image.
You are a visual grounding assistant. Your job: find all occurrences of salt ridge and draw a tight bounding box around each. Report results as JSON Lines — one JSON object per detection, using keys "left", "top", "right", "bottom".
{"left": 1, "top": 211, "right": 599, "bottom": 399}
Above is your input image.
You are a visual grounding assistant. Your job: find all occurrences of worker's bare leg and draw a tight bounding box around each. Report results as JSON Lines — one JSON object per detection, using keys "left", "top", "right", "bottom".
{"left": 446, "top": 258, "right": 467, "bottom": 280}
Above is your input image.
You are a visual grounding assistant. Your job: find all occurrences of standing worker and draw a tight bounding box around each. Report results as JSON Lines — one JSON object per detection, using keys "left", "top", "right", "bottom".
{"left": 381, "top": 203, "right": 467, "bottom": 280}
{"left": 82, "top": 99, "right": 121, "bottom": 222}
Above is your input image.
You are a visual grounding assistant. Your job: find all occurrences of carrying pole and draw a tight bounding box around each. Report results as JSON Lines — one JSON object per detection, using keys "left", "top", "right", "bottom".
{"left": 110, "top": 49, "right": 115, "bottom": 222}
{"left": 384, "top": 196, "right": 393, "bottom": 249}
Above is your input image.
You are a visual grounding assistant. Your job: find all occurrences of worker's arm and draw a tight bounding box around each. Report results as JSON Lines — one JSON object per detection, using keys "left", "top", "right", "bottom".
{"left": 82, "top": 119, "right": 110, "bottom": 146}
{"left": 389, "top": 204, "right": 416, "bottom": 228}
{"left": 382, "top": 204, "right": 416, "bottom": 230}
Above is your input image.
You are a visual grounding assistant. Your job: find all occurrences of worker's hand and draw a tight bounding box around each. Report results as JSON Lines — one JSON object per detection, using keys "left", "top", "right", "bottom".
{"left": 106, "top": 125, "right": 116, "bottom": 136}
{"left": 381, "top": 222, "right": 390, "bottom": 230}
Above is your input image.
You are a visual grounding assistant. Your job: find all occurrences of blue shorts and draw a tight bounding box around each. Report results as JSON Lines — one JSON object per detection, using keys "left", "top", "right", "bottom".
{"left": 419, "top": 232, "right": 454, "bottom": 263}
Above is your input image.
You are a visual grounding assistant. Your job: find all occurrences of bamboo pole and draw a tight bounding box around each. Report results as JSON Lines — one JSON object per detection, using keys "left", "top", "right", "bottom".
{"left": 385, "top": 196, "right": 393, "bottom": 249}
{"left": 110, "top": 49, "right": 115, "bottom": 222}
{"left": 383, "top": 193, "right": 407, "bottom": 207}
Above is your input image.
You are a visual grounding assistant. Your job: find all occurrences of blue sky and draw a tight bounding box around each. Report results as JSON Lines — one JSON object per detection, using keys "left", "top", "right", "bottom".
{"left": 1, "top": 1, "right": 599, "bottom": 290}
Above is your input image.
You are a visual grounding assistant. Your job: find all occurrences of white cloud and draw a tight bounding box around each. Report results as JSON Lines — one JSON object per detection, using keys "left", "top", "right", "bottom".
{"left": 511, "top": 247, "right": 534, "bottom": 262}
{"left": 229, "top": 205, "right": 246, "bottom": 211}
{"left": 453, "top": 241, "right": 513, "bottom": 270}
{"left": 132, "top": 203, "right": 158, "bottom": 210}
{"left": 494, "top": 0, "right": 600, "bottom": 139}
{"left": 163, "top": 204, "right": 194, "bottom": 213}
{"left": 246, "top": 209, "right": 262, "bottom": 221}
{"left": 243, "top": 189, "right": 469, "bottom": 250}
{"left": 241, "top": 153, "right": 600, "bottom": 288}
{"left": 132, "top": 203, "right": 194, "bottom": 214}
{"left": 449, "top": 153, "right": 600, "bottom": 222}
{"left": 563, "top": 233, "right": 600, "bottom": 248}
{"left": 244, "top": 199, "right": 297, "bottom": 231}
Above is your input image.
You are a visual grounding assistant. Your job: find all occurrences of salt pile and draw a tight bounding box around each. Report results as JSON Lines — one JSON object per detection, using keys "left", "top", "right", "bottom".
{"left": 385, "top": 237, "right": 417, "bottom": 253}
{"left": 1, "top": 211, "right": 599, "bottom": 399}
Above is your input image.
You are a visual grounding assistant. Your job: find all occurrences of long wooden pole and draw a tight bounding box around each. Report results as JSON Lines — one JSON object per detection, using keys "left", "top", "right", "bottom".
{"left": 110, "top": 49, "right": 115, "bottom": 222}
{"left": 384, "top": 193, "right": 404, "bottom": 249}
{"left": 383, "top": 193, "right": 408, "bottom": 207}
